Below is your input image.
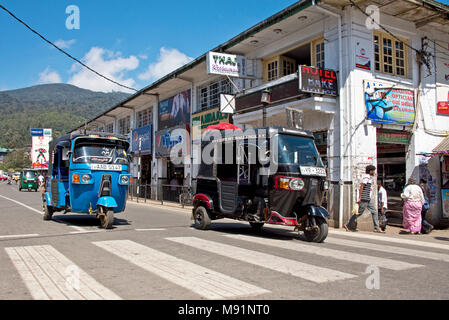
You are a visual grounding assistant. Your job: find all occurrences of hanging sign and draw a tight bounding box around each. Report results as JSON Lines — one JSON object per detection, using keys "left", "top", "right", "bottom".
{"left": 298, "top": 65, "right": 338, "bottom": 96}
{"left": 206, "top": 51, "right": 254, "bottom": 78}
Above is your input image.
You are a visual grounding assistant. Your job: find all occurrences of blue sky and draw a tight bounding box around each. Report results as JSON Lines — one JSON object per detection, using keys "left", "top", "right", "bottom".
{"left": 1, "top": 0, "right": 448, "bottom": 93}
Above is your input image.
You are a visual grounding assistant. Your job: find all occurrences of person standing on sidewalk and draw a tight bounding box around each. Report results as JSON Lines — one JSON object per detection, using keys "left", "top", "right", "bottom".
{"left": 378, "top": 179, "right": 388, "bottom": 232}
{"left": 401, "top": 177, "right": 425, "bottom": 234}
{"left": 419, "top": 178, "right": 434, "bottom": 234}
{"left": 344, "top": 165, "right": 384, "bottom": 233}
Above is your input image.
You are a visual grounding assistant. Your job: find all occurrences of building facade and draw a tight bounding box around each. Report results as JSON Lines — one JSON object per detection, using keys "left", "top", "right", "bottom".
{"left": 72, "top": 0, "right": 449, "bottom": 230}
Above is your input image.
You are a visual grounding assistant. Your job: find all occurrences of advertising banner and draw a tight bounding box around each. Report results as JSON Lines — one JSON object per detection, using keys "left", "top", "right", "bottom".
{"left": 31, "top": 135, "right": 51, "bottom": 169}
{"left": 155, "top": 126, "right": 187, "bottom": 158}
{"left": 192, "top": 108, "right": 230, "bottom": 136}
{"left": 437, "top": 88, "right": 449, "bottom": 116}
{"left": 131, "top": 125, "right": 152, "bottom": 155}
{"left": 206, "top": 51, "right": 254, "bottom": 78}
{"left": 158, "top": 89, "right": 191, "bottom": 130}
{"left": 30, "top": 128, "right": 43, "bottom": 136}
{"left": 355, "top": 46, "right": 371, "bottom": 71}
{"left": 443, "top": 189, "right": 449, "bottom": 218}
{"left": 298, "top": 65, "right": 338, "bottom": 96}
{"left": 364, "top": 80, "right": 415, "bottom": 126}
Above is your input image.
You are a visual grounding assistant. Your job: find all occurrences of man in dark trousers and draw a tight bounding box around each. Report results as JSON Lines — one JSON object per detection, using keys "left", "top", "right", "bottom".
{"left": 344, "top": 165, "right": 385, "bottom": 233}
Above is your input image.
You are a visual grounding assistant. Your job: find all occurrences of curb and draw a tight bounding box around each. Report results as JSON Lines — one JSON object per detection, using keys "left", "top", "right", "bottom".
{"left": 127, "top": 198, "right": 193, "bottom": 214}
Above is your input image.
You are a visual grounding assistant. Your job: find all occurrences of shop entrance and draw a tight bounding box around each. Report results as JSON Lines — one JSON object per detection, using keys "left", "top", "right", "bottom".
{"left": 166, "top": 162, "right": 184, "bottom": 202}
{"left": 376, "top": 129, "right": 409, "bottom": 226}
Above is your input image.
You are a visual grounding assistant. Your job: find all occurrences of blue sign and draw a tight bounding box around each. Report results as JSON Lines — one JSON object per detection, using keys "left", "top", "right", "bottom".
{"left": 131, "top": 125, "right": 152, "bottom": 155}
{"left": 30, "top": 128, "right": 44, "bottom": 136}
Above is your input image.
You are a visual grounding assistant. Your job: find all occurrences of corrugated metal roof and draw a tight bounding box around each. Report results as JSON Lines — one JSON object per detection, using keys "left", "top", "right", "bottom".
{"left": 433, "top": 135, "right": 449, "bottom": 152}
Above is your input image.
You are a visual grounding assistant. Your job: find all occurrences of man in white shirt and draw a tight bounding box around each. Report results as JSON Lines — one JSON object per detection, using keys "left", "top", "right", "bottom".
{"left": 378, "top": 179, "right": 388, "bottom": 231}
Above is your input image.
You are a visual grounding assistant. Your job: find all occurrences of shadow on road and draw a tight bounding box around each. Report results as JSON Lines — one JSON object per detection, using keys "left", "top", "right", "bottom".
{"left": 52, "top": 214, "right": 131, "bottom": 229}
{"left": 190, "top": 221, "right": 307, "bottom": 242}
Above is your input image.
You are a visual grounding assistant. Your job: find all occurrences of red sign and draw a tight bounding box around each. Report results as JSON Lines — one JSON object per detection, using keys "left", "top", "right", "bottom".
{"left": 437, "top": 92, "right": 449, "bottom": 115}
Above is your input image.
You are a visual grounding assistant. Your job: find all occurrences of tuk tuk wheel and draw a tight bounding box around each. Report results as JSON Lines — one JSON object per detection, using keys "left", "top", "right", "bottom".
{"left": 303, "top": 216, "right": 328, "bottom": 243}
{"left": 99, "top": 207, "right": 114, "bottom": 229}
{"left": 193, "top": 206, "right": 211, "bottom": 230}
{"left": 43, "top": 202, "right": 53, "bottom": 221}
{"left": 18, "top": 186, "right": 22, "bottom": 192}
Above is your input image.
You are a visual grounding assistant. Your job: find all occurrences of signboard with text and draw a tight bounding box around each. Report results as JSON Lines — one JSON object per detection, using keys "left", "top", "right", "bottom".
{"left": 206, "top": 51, "right": 254, "bottom": 78}
{"left": 298, "top": 65, "right": 338, "bottom": 96}
{"left": 364, "top": 80, "right": 415, "bottom": 126}
{"left": 192, "top": 108, "right": 230, "bottom": 136}
{"left": 131, "top": 125, "right": 152, "bottom": 155}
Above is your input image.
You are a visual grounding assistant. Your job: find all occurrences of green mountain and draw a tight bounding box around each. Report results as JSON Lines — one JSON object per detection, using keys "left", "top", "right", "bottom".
{"left": 0, "top": 84, "right": 129, "bottom": 149}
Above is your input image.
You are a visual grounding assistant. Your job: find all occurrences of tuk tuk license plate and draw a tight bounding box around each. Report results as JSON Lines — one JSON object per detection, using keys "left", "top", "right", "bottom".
{"left": 300, "top": 166, "right": 326, "bottom": 177}
{"left": 90, "top": 164, "right": 122, "bottom": 171}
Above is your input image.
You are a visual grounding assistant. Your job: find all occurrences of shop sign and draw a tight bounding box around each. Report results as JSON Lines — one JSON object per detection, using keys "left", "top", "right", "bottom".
{"left": 437, "top": 89, "right": 449, "bottom": 116}
{"left": 131, "top": 124, "right": 152, "bottom": 155}
{"left": 158, "top": 89, "right": 191, "bottom": 130}
{"left": 364, "top": 80, "right": 415, "bottom": 126}
{"left": 155, "top": 126, "right": 186, "bottom": 158}
{"left": 298, "top": 65, "right": 338, "bottom": 96}
{"left": 376, "top": 129, "right": 410, "bottom": 145}
{"left": 192, "top": 108, "right": 230, "bottom": 135}
{"left": 206, "top": 51, "right": 253, "bottom": 78}
{"left": 30, "top": 128, "right": 43, "bottom": 136}
{"left": 355, "top": 47, "right": 371, "bottom": 71}
{"left": 443, "top": 189, "right": 449, "bottom": 218}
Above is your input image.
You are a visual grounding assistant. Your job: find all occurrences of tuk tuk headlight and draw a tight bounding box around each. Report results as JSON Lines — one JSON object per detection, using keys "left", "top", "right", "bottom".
{"left": 289, "top": 178, "right": 305, "bottom": 191}
{"left": 81, "top": 174, "right": 91, "bottom": 184}
{"left": 119, "top": 174, "right": 130, "bottom": 185}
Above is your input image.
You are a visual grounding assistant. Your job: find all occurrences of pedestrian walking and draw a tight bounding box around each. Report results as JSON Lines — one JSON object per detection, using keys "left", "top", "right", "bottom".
{"left": 401, "top": 177, "right": 425, "bottom": 234}
{"left": 38, "top": 173, "right": 44, "bottom": 189}
{"left": 378, "top": 179, "right": 388, "bottom": 232}
{"left": 419, "top": 178, "right": 434, "bottom": 234}
{"left": 344, "top": 165, "right": 384, "bottom": 233}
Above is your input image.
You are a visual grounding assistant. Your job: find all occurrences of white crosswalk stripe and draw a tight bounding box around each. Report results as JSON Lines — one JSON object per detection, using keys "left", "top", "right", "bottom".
{"left": 326, "top": 237, "right": 449, "bottom": 263}
{"left": 224, "top": 234, "right": 423, "bottom": 270}
{"left": 166, "top": 237, "right": 357, "bottom": 283}
{"left": 5, "top": 245, "right": 121, "bottom": 300}
{"left": 329, "top": 230, "right": 449, "bottom": 251}
{"left": 93, "top": 240, "right": 269, "bottom": 299}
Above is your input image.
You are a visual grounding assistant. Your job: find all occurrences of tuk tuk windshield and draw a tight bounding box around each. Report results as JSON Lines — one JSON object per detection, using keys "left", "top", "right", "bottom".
{"left": 24, "top": 171, "right": 37, "bottom": 178}
{"left": 277, "top": 134, "right": 323, "bottom": 167}
{"left": 73, "top": 140, "right": 129, "bottom": 164}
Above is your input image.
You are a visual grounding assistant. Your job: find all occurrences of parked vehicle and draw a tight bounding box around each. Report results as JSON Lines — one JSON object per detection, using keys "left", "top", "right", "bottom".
{"left": 19, "top": 169, "right": 38, "bottom": 192}
{"left": 42, "top": 132, "right": 131, "bottom": 229}
{"left": 193, "top": 126, "right": 330, "bottom": 242}
{"left": 0, "top": 174, "right": 7, "bottom": 181}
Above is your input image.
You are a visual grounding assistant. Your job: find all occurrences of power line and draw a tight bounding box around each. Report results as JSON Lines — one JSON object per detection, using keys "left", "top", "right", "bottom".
{"left": 0, "top": 4, "right": 138, "bottom": 93}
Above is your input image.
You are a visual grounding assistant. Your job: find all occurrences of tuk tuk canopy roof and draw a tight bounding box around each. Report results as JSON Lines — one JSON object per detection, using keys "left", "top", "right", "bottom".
{"left": 49, "top": 131, "right": 129, "bottom": 152}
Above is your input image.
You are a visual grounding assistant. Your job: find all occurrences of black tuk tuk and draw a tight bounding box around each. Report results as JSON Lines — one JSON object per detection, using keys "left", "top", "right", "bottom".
{"left": 192, "top": 126, "right": 329, "bottom": 242}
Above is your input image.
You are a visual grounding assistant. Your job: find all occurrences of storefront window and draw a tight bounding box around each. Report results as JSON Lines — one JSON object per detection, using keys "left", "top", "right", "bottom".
{"left": 105, "top": 123, "right": 114, "bottom": 133}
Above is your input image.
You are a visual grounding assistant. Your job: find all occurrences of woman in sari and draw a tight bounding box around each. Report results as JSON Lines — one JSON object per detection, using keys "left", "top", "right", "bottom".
{"left": 401, "top": 177, "right": 425, "bottom": 234}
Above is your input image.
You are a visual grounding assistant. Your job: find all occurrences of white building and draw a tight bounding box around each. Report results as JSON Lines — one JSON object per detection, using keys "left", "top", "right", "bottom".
{"left": 73, "top": 0, "right": 449, "bottom": 230}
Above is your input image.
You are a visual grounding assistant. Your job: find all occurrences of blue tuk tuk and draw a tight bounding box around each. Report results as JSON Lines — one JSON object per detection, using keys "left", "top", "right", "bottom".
{"left": 42, "top": 132, "right": 131, "bottom": 229}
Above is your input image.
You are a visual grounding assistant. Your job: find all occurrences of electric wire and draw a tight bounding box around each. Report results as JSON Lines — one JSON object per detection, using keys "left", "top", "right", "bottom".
{"left": 0, "top": 4, "right": 138, "bottom": 93}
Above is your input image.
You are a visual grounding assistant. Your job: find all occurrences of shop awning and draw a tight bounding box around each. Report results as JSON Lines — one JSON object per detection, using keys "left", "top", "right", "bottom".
{"left": 433, "top": 135, "right": 449, "bottom": 152}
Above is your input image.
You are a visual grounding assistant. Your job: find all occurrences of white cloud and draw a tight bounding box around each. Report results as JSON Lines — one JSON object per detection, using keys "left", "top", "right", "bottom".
{"left": 54, "top": 39, "right": 76, "bottom": 49}
{"left": 138, "top": 47, "right": 193, "bottom": 81}
{"left": 38, "top": 67, "right": 62, "bottom": 84}
{"left": 68, "top": 47, "right": 139, "bottom": 93}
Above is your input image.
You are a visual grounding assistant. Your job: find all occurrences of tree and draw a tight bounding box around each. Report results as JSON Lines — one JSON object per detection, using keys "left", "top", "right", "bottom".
{"left": 0, "top": 150, "right": 31, "bottom": 171}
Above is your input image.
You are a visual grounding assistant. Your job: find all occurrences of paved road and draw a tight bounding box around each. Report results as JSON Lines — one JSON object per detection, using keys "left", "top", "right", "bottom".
{"left": 1, "top": 181, "right": 449, "bottom": 300}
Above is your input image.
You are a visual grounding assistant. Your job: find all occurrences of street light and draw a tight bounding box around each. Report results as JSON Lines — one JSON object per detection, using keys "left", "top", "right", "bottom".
{"left": 261, "top": 88, "right": 271, "bottom": 127}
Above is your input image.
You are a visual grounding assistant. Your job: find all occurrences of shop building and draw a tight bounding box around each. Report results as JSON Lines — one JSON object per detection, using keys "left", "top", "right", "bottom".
{"left": 72, "top": 0, "right": 449, "bottom": 230}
